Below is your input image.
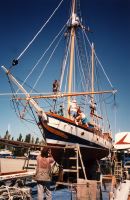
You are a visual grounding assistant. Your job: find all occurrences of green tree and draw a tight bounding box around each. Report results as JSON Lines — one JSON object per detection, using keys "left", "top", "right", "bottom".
{"left": 13, "top": 147, "right": 25, "bottom": 157}
{"left": 17, "top": 133, "right": 22, "bottom": 141}
{"left": 31, "top": 136, "right": 35, "bottom": 144}
{"left": 4, "top": 130, "right": 11, "bottom": 140}
{"left": 35, "top": 137, "right": 39, "bottom": 144}
{"left": 24, "top": 134, "right": 31, "bottom": 143}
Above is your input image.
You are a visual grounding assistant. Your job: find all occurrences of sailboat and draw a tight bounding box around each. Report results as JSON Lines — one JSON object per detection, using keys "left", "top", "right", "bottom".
{"left": 2, "top": 0, "right": 116, "bottom": 178}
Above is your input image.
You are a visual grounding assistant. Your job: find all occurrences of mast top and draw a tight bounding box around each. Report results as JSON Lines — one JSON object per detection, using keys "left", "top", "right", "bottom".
{"left": 71, "top": 13, "right": 80, "bottom": 27}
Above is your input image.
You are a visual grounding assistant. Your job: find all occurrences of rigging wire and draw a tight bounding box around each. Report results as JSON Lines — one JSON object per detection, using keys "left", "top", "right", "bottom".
{"left": 16, "top": 21, "right": 68, "bottom": 94}
{"left": 59, "top": 34, "right": 70, "bottom": 91}
{"left": 7, "top": 76, "right": 21, "bottom": 118}
{"left": 12, "top": 75, "right": 57, "bottom": 111}
{"left": 75, "top": 38, "right": 86, "bottom": 91}
{"left": 28, "top": 103, "right": 37, "bottom": 122}
{"left": 75, "top": 38, "right": 88, "bottom": 112}
{"left": 64, "top": 58, "right": 69, "bottom": 93}
{"left": 81, "top": 29, "right": 91, "bottom": 88}
{"left": 83, "top": 29, "right": 114, "bottom": 90}
{"left": 13, "top": 0, "right": 64, "bottom": 64}
{"left": 30, "top": 32, "right": 64, "bottom": 92}
{"left": 94, "top": 62, "right": 112, "bottom": 131}
{"left": 81, "top": 29, "right": 92, "bottom": 92}
{"left": 7, "top": 78, "right": 39, "bottom": 135}
{"left": 113, "top": 92, "right": 117, "bottom": 134}
{"left": 76, "top": 29, "right": 89, "bottom": 85}
{"left": 6, "top": 74, "right": 38, "bottom": 124}
{"left": 7, "top": 77, "right": 45, "bottom": 138}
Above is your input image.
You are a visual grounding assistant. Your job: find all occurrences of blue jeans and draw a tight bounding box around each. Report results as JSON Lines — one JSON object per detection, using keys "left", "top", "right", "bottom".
{"left": 37, "top": 181, "right": 52, "bottom": 200}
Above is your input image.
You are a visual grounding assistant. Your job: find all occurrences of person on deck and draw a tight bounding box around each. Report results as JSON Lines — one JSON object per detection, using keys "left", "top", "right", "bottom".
{"left": 68, "top": 99, "right": 78, "bottom": 120}
{"left": 90, "top": 101, "right": 97, "bottom": 116}
{"left": 58, "top": 105, "right": 64, "bottom": 116}
{"left": 76, "top": 108, "right": 89, "bottom": 127}
{"left": 35, "top": 147, "right": 54, "bottom": 200}
{"left": 52, "top": 80, "right": 59, "bottom": 93}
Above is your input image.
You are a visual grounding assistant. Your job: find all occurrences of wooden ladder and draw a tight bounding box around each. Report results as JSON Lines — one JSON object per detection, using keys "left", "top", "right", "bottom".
{"left": 23, "top": 149, "right": 37, "bottom": 170}
{"left": 114, "top": 161, "right": 123, "bottom": 178}
{"left": 58, "top": 144, "right": 87, "bottom": 184}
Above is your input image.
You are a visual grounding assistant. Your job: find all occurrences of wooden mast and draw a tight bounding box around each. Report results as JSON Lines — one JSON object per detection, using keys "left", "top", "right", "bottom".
{"left": 67, "top": 0, "right": 76, "bottom": 115}
{"left": 91, "top": 43, "right": 94, "bottom": 101}
{"left": 91, "top": 43, "right": 95, "bottom": 122}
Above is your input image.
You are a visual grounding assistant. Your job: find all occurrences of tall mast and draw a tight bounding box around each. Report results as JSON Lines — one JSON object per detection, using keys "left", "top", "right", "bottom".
{"left": 91, "top": 43, "right": 94, "bottom": 100}
{"left": 67, "top": 0, "right": 77, "bottom": 114}
{"left": 91, "top": 43, "right": 95, "bottom": 122}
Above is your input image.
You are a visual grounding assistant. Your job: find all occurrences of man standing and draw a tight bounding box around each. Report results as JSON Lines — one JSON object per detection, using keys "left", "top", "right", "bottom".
{"left": 52, "top": 80, "right": 59, "bottom": 93}
{"left": 35, "top": 147, "right": 54, "bottom": 200}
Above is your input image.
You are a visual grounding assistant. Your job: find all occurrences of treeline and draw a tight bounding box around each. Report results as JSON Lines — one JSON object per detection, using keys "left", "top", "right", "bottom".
{"left": 0, "top": 130, "right": 44, "bottom": 156}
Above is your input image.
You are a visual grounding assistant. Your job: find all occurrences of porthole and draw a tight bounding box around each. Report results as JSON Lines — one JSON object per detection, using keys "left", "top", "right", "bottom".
{"left": 81, "top": 132, "right": 84, "bottom": 136}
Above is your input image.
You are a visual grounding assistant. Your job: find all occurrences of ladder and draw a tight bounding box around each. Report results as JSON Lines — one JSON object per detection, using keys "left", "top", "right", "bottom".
{"left": 58, "top": 144, "right": 87, "bottom": 183}
{"left": 114, "top": 161, "right": 123, "bottom": 178}
{"left": 23, "top": 150, "right": 37, "bottom": 170}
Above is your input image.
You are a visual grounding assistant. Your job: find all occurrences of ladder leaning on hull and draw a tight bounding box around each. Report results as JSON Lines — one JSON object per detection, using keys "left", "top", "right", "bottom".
{"left": 114, "top": 161, "right": 123, "bottom": 179}
{"left": 57, "top": 144, "right": 87, "bottom": 185}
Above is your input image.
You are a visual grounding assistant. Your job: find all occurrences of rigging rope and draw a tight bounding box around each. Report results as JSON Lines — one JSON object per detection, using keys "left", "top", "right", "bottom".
{"left": 83, "top": 29, "right": 114, "bottom": 89}
{"left": 59, "top": 34, "right": 70, "bottom": 91}
{"left": 75, "top": 37, "right": 87, "bottom": 92}
{"left": 7, "top": 74, "right": 39, "bottom": 128}
{"left": 7, "top": 76, "right": 21, "bottom": 118}
{"left": 16, "top": 0, "right": 64, "bottom": 62}
{"left": 30, "top": 32, "right": 64, "bottom": 92}
{"left": 16, "top": 21, "right": 68, "bottom": 94}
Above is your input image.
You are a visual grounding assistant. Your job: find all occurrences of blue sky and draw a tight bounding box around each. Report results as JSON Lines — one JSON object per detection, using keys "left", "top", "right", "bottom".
{"left": 0, "top": 0, "right": 130, "bottom": 140}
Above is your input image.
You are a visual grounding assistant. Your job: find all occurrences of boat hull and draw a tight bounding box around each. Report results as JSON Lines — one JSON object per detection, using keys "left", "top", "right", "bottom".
{"left": 39, "top": 113, "right": 111, "bottom": 165}
{"left": 46, "top": 140, "right": 109, "bottom": 163}
{"left": 46, "top": 140, "right": 109, "bottom": 180}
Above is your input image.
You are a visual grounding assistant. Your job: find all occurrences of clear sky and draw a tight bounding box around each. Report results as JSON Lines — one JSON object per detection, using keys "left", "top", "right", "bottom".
{"left": 0, "top": 0, "right": 130, "bottom": 140}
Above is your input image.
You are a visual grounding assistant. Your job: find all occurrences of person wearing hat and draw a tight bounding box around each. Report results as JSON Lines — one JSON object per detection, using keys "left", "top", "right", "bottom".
{"left": 68, "top": 99, "right": 78, "bottom": 120}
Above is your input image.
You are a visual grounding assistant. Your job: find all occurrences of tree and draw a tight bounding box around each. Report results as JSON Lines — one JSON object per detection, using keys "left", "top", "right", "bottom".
{"left": 35, "top": 137, "right": 39, "bottom": 144}
{"left": 17, "top": 133, "right": 22, "bottom": 141}
{"left": 24, "top": 134, "right": 31, "bottom": 143}
{"left": 4, "top": 130, "right": 11, "bottom": 140}
{"left": 13, "top": 147, "right": 25, "bottom": 157}
{"left": 31, "top": 136, "right": 35, "bottom": 144}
